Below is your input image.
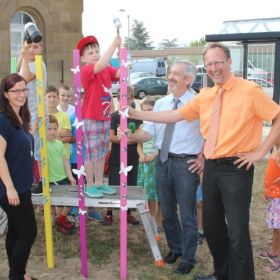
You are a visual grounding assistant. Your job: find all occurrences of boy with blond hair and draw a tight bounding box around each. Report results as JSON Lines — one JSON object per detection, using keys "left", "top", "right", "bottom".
{"left": 47, "top": 115, "right": 76, "bottom": 235}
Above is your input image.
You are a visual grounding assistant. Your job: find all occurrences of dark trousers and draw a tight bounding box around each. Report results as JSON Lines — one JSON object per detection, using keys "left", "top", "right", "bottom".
{"left": 0, "top": 191, "right": 37, "bottom": 280}
{"left": 108, "top": 163, "right": 139, "bottom": 186}
{"left": 203, "top": 159, "right": 255, "bottom": 280}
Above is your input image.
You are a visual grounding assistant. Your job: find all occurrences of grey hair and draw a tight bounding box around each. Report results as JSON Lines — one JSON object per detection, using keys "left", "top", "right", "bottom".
{"left": 171, "top": 60, "right": 197, "bottom": 87}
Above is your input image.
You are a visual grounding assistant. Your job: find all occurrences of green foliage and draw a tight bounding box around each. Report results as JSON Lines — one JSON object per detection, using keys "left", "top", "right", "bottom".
{"left": 124, "top": 19, "right": 153, "bottom": 50}
{"left": 159, "top": 38, "right": 178, "bottom": 49}
{"left": 190, "top": 37, "right": 206, "bottom": 47}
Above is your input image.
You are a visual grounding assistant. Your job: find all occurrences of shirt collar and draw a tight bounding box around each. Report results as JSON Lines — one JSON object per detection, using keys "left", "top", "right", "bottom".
{"left": 170, "top": 88, "right": 196, "bottom": 103}
{"left": 213, "top": 75, "right": 236, "bottom": 93}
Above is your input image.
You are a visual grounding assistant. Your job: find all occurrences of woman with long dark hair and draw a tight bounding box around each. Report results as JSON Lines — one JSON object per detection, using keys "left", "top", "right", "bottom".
{"left": 0, "top": 73, "right": 37, "bottom": 280}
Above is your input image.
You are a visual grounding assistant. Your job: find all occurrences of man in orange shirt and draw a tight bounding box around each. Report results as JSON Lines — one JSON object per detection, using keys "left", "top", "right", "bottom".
{"left": 128, "top": 43, "right": 280, "bottom": 280}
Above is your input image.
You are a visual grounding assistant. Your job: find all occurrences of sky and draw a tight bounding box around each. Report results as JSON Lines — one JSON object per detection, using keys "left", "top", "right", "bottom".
{"left": 83, "top": 0, "right": 279, "bottom": 50}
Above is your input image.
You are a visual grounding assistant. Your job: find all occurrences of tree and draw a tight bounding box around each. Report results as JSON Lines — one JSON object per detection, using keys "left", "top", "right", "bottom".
{"left": 123, "top": 19, "right": 153, "bottom": 50}
{"left": 190, "top": 37, "right": 206, "bottom": 47}
{"left": 159, "top": 38, "right": 178, "bottom": 49}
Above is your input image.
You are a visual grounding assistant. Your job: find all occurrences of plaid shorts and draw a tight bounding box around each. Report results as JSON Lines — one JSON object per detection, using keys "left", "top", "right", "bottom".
{"left": 83, "top": 119, "right": 110, "bottom": 161}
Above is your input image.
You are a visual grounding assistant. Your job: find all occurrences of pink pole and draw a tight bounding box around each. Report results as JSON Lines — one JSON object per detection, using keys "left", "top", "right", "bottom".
{"left": 119, "top": 48, "right": 128, "bottom": 280}
{"left": 72, "top": 50, "right": 88, "bottom": 278}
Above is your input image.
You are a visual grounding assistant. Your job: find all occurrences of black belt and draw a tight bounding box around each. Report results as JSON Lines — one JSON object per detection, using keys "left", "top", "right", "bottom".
{"left": 207, "top": 157, "right": 238, "bottom": 165}
{"left": 168, "top": 152, "right": 197, "bottom": 159}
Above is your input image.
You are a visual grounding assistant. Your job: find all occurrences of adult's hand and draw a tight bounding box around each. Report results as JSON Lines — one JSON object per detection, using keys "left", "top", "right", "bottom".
{"left": 187, "top": 157, "right": 204, "bottom": 175}
{"left": 234, "top": 150, "right": 264, "bottom": 170}
{"left": 6, "top": 187, "right": 20, "bottom": 206}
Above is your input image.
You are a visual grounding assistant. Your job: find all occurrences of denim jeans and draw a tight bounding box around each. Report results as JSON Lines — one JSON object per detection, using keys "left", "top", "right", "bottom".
{"left": 203, "top": 159, "right": 255, "bottom": 280}
{"left": 156, "top": 156, "right": 199, "bottom": 265}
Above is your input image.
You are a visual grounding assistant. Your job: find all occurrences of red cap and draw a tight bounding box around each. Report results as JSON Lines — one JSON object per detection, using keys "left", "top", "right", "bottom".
{"left": 76, "top": 35, "right": 99, "bottom": 56}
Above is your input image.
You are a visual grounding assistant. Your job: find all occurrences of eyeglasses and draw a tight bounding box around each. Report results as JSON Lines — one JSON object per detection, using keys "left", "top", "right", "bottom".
{"left": 204, "top": 61, "right": 225, "bottom": 69}
{"left": 8, "top": 88, "right": 30, "bottom": 95}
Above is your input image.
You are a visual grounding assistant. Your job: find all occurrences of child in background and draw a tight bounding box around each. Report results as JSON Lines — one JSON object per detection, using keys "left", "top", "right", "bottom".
{"left": 137, "top": 97, "right": 162, "bottom": 229}
{"left": 76, "top": 35, "right": 121, "bottom": 198}
{"left": 103, "top": 87, "right": 142, "bottom": 225}
{"left": 57, "top": 85, "right": 75, "bottom": 116}
{"left": 258, "top": 141, "right": 280, "bottom": 272}
{"left": 47, "top": 115, "right": 76, "bottom": 235}
{"left": 46, "top": 85, "right": 72, "bottom": 159}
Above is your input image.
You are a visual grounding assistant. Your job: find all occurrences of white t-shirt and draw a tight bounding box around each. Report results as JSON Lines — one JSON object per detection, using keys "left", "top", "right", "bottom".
{"left": 19, "top": 61, "right": 47, "bottom": 120}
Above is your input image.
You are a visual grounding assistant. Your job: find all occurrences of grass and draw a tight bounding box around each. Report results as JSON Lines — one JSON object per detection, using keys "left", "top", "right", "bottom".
{"left": 0, "top": 160, "right": 279, "bottom": 279}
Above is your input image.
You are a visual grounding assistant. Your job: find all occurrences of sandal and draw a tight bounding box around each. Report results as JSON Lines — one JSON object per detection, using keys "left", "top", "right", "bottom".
{"left": 258, "top": 250, "right": 278, "bottom": 263}
{"left": 264, "top": 260, "right": 280, "bottom": 272}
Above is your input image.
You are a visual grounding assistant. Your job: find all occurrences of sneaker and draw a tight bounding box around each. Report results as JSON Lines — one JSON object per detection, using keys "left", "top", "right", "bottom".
{"left": 31, "top": 182, "right": 42, "bottom": 196}
{"left": 55, "top": 217, "right": 76, "bottom": 231}
{"left": 102, "top": 215, "right": 113, "bottom": 226}
{"left": 98, "top": 184, "right": 116, "bottom": 195}
{"left": 70, "top": 207, "right": 79, "bottom": 217}
{"left": 87, "top": 209, "right": 103, "bottom": 221}
{"left": 84, "top": 185, "right": 103, "bottom": 198}
{"left": 198, "top": 232, "right": 204, "bottom": 245}
{"left": 55, "top": 224, "right": 74, "bottom": 235}
{"left": 127, "top": 214, "right": 140, "bottom": 225}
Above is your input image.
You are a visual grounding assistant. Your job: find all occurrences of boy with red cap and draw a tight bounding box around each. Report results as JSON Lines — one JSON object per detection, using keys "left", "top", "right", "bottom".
{"left": 76, "top": 35, "right": 121, "bottom": 197}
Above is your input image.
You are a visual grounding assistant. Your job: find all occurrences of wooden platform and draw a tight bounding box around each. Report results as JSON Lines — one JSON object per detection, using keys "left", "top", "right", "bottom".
{"left": 31, "top": 185, "right": 147, "bottom": 208}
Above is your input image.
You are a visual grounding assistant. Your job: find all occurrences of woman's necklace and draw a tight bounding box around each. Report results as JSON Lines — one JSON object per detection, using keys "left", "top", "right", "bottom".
{"left": 21, "top": 126, "right": 33, "bottom": 157}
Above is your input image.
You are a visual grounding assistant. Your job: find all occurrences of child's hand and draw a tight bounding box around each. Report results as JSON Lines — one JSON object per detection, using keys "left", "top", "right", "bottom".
{"left": 113, "top": 35, "right": 122, "bottom": 48}
{"left": 273, "top": 177, "right": 280, "bottom": 184}
{"left": 20, "top": 43, "right": 31, "bottom": 60}
{"left": 139, "top": 155, "right": 146, "bottom": 163}
{"left": 69, "top": 176, "right": 76, "bottom": 186}
{"left": 145, "top": 154, "right": 154, "bottom": 162}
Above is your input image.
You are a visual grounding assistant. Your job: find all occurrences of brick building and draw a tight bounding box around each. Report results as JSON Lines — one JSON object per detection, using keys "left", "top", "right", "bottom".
{"left": 0, "top": 0, "right": 83, "bottom": 86}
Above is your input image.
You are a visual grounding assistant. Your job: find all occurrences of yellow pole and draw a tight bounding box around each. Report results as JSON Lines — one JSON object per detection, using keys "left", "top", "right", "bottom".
{"left": 35, "top": 55, "right": 55, "bottom": 268}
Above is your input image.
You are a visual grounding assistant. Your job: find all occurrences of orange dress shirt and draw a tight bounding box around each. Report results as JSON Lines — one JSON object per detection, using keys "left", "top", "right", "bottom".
{"left": 179, "top": 75, "right": 280, "bottom": 159}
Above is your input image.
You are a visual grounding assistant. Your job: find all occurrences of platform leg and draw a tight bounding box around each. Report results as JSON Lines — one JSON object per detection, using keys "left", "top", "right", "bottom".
{"left": 136, "top": 203, "right": 164, "bottom": 267}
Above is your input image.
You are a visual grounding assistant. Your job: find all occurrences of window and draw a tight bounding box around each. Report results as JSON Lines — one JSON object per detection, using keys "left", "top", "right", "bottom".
{"left": 10, "top": 12, "right": 34, "bottom": 60}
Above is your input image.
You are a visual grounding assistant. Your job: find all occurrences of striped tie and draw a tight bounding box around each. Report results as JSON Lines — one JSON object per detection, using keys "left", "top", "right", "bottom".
{"left": 204, "top": 87, "right": 224, "bottom": 158}
{"left": 160, "top": 99, "right": 181, "bottom": 163}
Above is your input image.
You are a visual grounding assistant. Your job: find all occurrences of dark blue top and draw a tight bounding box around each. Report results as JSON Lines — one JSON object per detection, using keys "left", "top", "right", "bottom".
{"left": 0, "top": 113, "right": 34, "bottom": 199}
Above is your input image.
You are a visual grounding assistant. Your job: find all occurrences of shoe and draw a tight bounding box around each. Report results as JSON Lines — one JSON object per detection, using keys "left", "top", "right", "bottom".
{"left": 87, "top": 209, "right": 103, "bottom": 221}
{"left": 194, "top": 274, "right": 219, "bottom": 280}
{"left": 55, "top": 224, "right": 74, "bottom": 235}
{"left": 176, "top": 262, "right": 193, "bottom": 274}
{"left": 31, "top": 182, "right": 42, "bottom": 196}
{"left": 258, "top": 250, "right": 278, "bottom": 263}
{"left": 55, "top": 217, "right": 76, "bottom": 230}
{"left": 84, "top": 185, "right": 103, "bottom": 198}
{"left": 70, "top": 207, "right": 79, "bottom": 217}
{"left": 198, "top": 232, "right": 204, "bottom": 245}
{"left": 164, "top": 251, "right": 182, "bottom": 264}
{"left": 98, "top": 184, "right": 116, "bottom": 195}
{"left": 127, "top": 214, "right": 140, "bottom": 225}
{"left": 264, "top": 259, "right": 280, "bottom": 272}
{"left": 102, "top": 215, "right": 113, "bottom": 226}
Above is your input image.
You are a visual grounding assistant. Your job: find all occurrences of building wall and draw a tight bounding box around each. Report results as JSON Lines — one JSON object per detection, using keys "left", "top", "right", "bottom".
{"left": 0, "top": 0, "right": 83, "bottom": 87}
